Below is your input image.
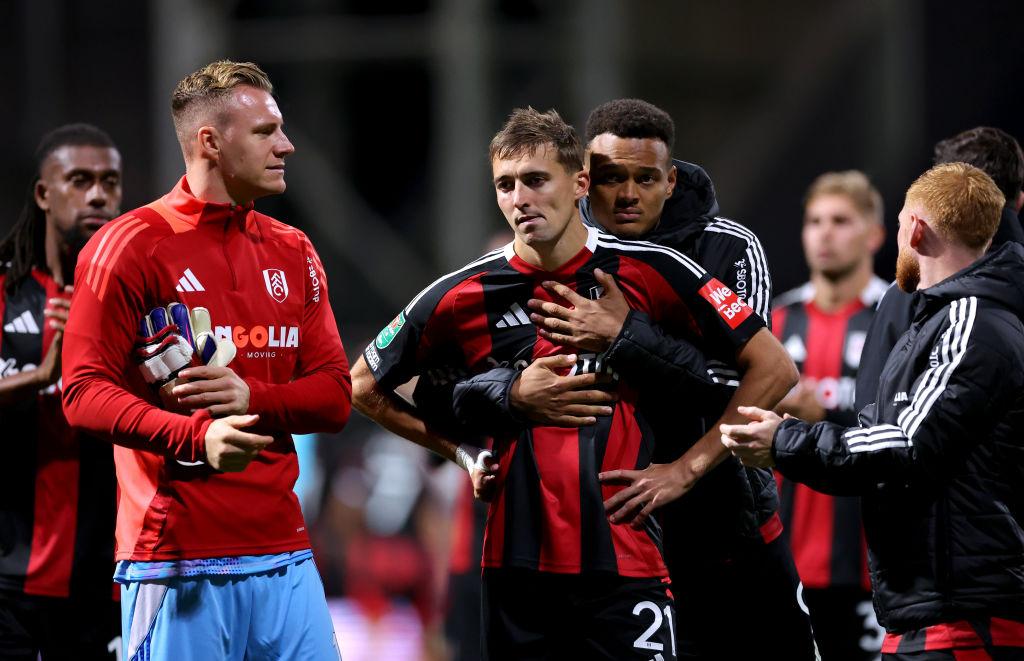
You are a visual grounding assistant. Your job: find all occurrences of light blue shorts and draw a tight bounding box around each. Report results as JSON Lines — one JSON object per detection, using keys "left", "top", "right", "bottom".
{"left": 121, "top": 557, "right": 341, "bottom": 661}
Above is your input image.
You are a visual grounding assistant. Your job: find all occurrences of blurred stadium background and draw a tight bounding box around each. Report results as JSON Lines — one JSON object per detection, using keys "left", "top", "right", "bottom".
{"left": 3, "top": 1, "right": 1023, "bottom": 658}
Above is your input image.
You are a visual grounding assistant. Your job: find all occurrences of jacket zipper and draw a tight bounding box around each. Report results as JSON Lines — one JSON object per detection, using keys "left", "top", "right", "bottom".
{"left": 935, "top": 493, "right": 951, "bottom": 601}
{"left": 224, "top": 217, "right": 237, "bottom": 291}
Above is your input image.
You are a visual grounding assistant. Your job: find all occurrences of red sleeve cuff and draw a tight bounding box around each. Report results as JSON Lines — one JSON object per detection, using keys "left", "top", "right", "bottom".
{"left": 188, "top": 409, "right": 213, "bottom": 462}
{"left": 245, "top": 377, "right": 269, "bottom": 417}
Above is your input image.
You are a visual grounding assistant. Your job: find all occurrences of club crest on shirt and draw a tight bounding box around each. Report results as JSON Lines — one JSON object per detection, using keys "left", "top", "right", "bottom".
{"left": 263, "top": 269, "right": 289, "bottom": 303}
{"left": 375, "top": 312, "right": 406, "bottom": 349}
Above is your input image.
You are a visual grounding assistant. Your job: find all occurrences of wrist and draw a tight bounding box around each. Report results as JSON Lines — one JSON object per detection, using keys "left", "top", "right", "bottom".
{"left": 505, "top": 371, "right": 528, "bottom": 421}
{"left": 243, "top": 377, "right": 264, "bottom": 415}
{"left": 454, "top": 443, "right": 490, "bottom": 474}
{"left": 191, "top": 410, "right": 214, "bottom": 463}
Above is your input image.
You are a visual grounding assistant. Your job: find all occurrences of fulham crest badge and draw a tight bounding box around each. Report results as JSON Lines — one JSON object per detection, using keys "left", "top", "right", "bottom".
{"left": 263, "top": 269, "right": 289, "bottom": 303}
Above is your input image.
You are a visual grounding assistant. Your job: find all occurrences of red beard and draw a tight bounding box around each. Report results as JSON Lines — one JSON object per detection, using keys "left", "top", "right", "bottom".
{"left": 896, "top": 248, "right": 920, "bottom": 292}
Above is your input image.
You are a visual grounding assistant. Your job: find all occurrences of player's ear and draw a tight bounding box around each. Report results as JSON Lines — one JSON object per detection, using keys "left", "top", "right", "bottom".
{"left": 908, "top": 214, "right": 927, "bottom": 249}
{"left": 665, "top": 164, "right": 677, "bottom": 199}
{"left": 196, "top": 125, "right": 220, "bottom": 162}
{"left": 34, "top": 180, "right": 49, "bottom": 211}
{"left": 867, "top": 221, "right": 885, "bottom": 254}
{"left": 575, "top": 169, "right": 590, "bottom": 201}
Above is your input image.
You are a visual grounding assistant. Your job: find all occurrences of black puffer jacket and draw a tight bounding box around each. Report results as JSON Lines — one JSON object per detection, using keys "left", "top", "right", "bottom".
{"left": 855, "top": 204, "right": 1024, "bottom": 413}
{"left": 774, "top": 242, "right": 1024, "bottom": 631}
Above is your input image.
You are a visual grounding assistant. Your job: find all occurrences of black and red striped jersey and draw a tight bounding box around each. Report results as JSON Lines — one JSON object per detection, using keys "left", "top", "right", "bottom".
{"left": 365, "top": 226, "right": 764, "bottom": 577}
{"left": 0, "top": 268, "right": 116, "bottom": 600}
{"left": 880, "top": 617, "right": 1024, "bottom": 653}
{"left": 771, "top": 276, "right": 887, "bottom": 590}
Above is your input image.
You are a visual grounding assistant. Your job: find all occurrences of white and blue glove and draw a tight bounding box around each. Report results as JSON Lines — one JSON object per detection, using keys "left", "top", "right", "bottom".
{"left": 135, "top": 303, "right": 236, "bottom": 393}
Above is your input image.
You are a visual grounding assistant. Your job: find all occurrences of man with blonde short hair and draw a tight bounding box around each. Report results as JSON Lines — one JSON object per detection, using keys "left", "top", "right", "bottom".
{"left": 721, "top": 163, "right": 1024, "bottom": 660}
{"left": 771, "top": 169, "right": 888, "bottom": 659}
{"left": 62, "top": 60, "right": 350, "bottom": 660}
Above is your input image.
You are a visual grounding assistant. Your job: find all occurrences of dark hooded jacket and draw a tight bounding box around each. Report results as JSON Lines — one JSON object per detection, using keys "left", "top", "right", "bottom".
{"left": 855, "top": 205, "right": 1023, "bottom": 413}
{"left": 581, "top": 160, "right": 781, "bottom": 562}
{"left": 773, "top": 242, "right": 1024, "bottom": 631}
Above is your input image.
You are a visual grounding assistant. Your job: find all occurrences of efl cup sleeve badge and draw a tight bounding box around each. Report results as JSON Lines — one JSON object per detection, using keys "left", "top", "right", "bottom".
{"left": 375, "top": 311, "right": 406, "bottom": 349}
{"left": 263, "top": 269, "right": 289, "bottom": 303}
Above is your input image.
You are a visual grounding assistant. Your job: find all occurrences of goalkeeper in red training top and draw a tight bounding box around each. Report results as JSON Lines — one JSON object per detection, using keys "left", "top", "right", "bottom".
{"left": 61, "top": 60, "right": 350, "bottom": 660}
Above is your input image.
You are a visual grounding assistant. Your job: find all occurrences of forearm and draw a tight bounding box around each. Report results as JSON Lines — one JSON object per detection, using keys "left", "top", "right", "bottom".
{"left": 0, "top": 370, "right": 47, "bottom": 406}
{"left": 62, "top": 371, "right": 211, "bottom": 462}
{"left": 605, "top": 310, "right": 722, "bottom": 397}
{"left": 246, "top": 366, "right": 352, "bottom": 434}
{"left": 670, "top": 329, "right": 798, "bottom": 483}
{"left": 352, "top": 359, "right": 459, "bottom": 463}
{"left": 773, "top": 418, "right": 914, "bottom": 495}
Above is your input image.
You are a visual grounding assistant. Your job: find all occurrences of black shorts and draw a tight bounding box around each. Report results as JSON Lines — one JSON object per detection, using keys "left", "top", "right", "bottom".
{"left": 0, "top": 591, "right": 119, "bottom": 660}
{"left": 802, "top": 585, "right": 884, "bottom": 661}
{"left": 668, "top": 535, "right": 817, "bottom": 660}
{"left": 482, "top": 568, "right": 677, "bottom": 661}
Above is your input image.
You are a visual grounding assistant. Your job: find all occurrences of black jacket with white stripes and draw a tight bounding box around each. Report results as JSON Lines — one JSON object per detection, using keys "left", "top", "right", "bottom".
{"left": 581, "top": 159, "right": 781, "bottom": 562}
{"left": 772, "top": 242, "right": 1024, "bottom": 632}
{"left": 854, "top": 204, "right": 1023, "bottom": 414}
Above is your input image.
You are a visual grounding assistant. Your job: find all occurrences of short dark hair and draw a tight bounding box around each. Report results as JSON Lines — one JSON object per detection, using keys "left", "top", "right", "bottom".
{"left": 584, "top": 99, "right": 675, "bottom": 152}
{"left": 933, "top": 126, "right": 1024, "bottom": 202}
{"left": 0, "top": 124, "right": 117, "bottom": 294}
{"left": 489, "top": 107, "right": 583, "bottom": 173}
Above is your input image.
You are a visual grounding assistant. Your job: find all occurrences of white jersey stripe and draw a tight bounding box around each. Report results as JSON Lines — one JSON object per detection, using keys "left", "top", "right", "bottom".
{"left": 404, "top": 248, "right": 506, "bottom": 315}
{"left": 706, "top": 218, "right": 772, "bottom": 320}
{"left": 595, "top": 235, "right": 705, "bottom": 278}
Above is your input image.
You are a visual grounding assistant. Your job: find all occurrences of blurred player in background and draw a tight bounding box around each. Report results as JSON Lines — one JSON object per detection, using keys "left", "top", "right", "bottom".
{"left": 0, "top": 124, "right": 121, "bottom": 660}
{"left": 61, "top": 60, "right": 351, "bottom": 660}
{"left": 772, "top": 170, "right": 888, "bottom": 660}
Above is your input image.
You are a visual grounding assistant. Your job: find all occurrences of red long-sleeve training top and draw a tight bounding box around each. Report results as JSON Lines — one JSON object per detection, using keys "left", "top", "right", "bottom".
{"left": 62, "top": 176, "right": 351, "bottom": 561}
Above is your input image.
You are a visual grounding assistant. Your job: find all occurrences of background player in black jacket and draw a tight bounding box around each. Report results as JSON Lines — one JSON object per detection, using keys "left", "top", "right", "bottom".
{"left": 855, "top": 127, "right": 1024, "bottom": 415}
{"left": 0, "top": 124, "right": 121, "bottom": 659}
{"left": 772, "top": 170, "right": 888, "bottom": 660}
{"left": 723, "top": 163, "right": 1024, "bottom": 661}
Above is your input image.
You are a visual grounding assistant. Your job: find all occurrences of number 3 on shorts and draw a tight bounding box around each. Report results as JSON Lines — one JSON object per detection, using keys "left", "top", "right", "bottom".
{"left": 633, "top": 600, "right": 677, "bottom": 658}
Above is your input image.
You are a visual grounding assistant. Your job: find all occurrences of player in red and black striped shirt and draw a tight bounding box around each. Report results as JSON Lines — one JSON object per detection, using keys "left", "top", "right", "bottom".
{"left": 0, "top": 124, "right": 121, "bottom": 660}
{"left": 352, "top": 108, "right": 772, "bottom": 659}
{"left": 772, "top": 171, "right": 888, "bottom": 660}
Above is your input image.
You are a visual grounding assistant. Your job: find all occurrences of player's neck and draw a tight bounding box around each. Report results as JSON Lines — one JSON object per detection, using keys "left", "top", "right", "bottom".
{"left": 917, "top": 245, "right": 984, "bottom": 290}
{"left": 43, "top": 224, "right": 71, "bottom": 287}
{"left": 184, "top": 165, "right": 250, "bottom": 207}
{"left": 810, "top": 261, "right": 873, "bottom": 313}
{"left": 515, "top": 217, "right": 588, "bottom": 272}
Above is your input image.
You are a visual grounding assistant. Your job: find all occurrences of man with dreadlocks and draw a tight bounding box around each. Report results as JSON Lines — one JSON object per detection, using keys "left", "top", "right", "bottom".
{"left": 0, "top": 123, "right": 122, "bottom": 659}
